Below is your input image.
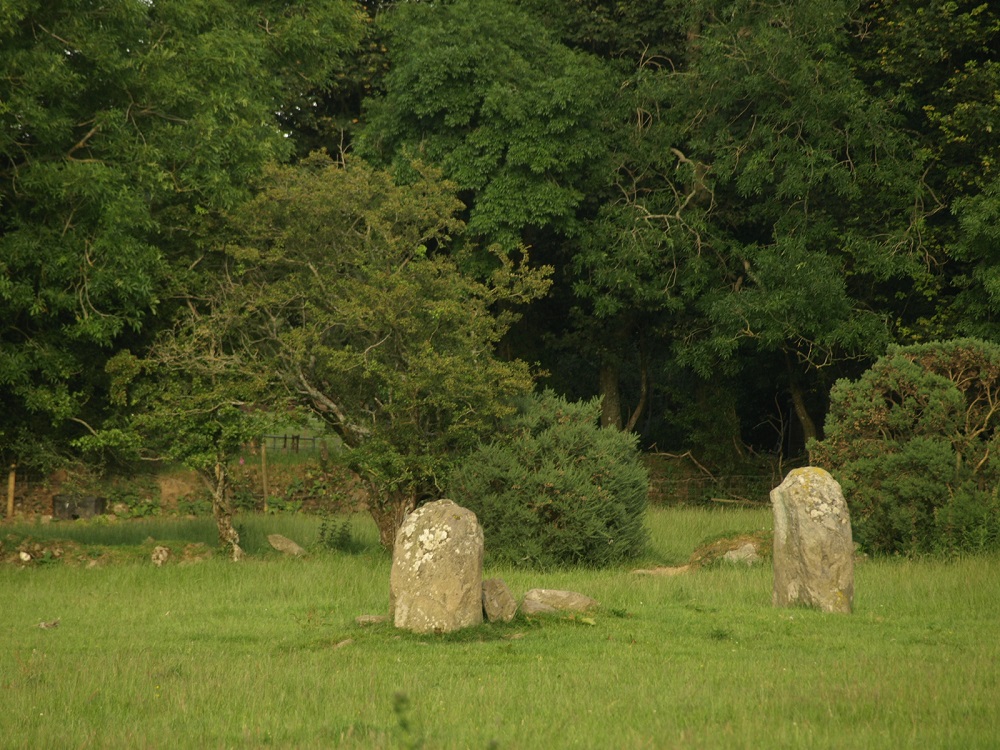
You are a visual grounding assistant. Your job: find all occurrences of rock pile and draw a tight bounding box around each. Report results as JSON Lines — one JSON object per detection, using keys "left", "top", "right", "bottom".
{"left": 379, "top": 499, "right": 600, "bottom": 633}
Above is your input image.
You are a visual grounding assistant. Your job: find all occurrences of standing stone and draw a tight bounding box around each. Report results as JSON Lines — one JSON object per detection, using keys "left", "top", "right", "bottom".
{"left": 390, "top": 499, "right": 484, "bottom": 634}
{"left": 770, "top": 467, "right": 854, "bottom": 614}
{"left": 482, "top": 578, "right": 517, "bottom": 623}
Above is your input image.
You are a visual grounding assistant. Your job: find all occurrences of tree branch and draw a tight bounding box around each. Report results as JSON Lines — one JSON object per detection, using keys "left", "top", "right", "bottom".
{"left": 295, "top": 369, "right": 369, "bottom": 447}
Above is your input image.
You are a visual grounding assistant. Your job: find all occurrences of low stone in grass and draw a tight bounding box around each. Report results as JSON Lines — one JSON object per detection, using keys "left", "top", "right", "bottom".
{"left": 482, "top": 578, "right": 517, "bottom": 623}
{"left": 180, "top": 543, "right": 212, "bottom": 564}
{"left": 151, "top": 546, "right": 171, "bottom": 567}
{"left": 390, "top": 499, "right": 484, "bottom": 634}
{"left": 521, "top": 589, "right": 598, "bottom": 616}
{"left": 268, "top": 534, "right": 306, "bottom": 557}
{"left": 687, "top": 531, "right": 770, "bottom": 569}
{"left": 771, "top": 467, "right": 854, "bottom": 614}
{"left": 632, "top": 565, "right": 690, "bottom": 576}
{"left": 723, "top": 542, "right": 761, "bottom": 566}
{"left": 356, "top": 614, "right": 390, "bottom": 627}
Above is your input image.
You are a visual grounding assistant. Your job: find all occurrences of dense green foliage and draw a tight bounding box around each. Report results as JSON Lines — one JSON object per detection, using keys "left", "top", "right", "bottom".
{"left": 210, "top": 154, "right": 549, "bottom": 545}
{"left": 811, "top": 339, "right": 1000, "bottom": 555}
{"left": 449, "top": 391, "right": 648, "bottom": 567}
{"left": 359, "top": 0, "right": 615, "bottom": 249}
{"left": 4, "top": 0, "right": 1000, "bottom": 518}
{"left": 0, "top": 0, "right": 362, "bottom": 468}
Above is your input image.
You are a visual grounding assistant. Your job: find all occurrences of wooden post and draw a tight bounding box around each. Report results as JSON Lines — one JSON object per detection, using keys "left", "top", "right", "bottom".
{"left": 6, "top": 463, "right": 16, "bottom": 520}
{"left": 261, "top": 441, "right": 269, "bottom": 514}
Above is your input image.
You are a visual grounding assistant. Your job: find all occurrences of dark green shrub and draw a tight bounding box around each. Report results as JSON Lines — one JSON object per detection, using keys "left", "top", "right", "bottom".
{"left": 448, "top": 390, "right": 649, "bottom": 567}
{"left": 810, "top": 339, "right": 1000, "bottom": 555}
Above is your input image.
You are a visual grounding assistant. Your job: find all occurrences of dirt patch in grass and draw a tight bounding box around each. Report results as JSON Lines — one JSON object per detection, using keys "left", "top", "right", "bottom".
{"left": 155, "top": 472, "right": 204, "bottom": 512}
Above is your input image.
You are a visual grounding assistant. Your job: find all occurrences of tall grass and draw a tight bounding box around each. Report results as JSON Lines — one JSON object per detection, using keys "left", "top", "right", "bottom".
{"left": 2, "top": 508, "right": 998, "bottom": 748}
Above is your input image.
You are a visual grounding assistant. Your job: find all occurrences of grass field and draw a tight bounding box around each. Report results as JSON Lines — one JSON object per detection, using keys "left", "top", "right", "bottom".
{"left": 2, "top": 508, "right": 998, "bottom": 749}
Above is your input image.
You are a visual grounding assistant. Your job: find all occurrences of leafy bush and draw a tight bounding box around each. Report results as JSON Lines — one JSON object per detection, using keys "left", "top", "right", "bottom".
{"left": 810, "top": 339, "right": 1000, "bottom": 555}
{"left": 318, "top": 515, "right": 363, "bottom": 554}
{"left": 448, "top": 391, "right": 649, "bottom": 567}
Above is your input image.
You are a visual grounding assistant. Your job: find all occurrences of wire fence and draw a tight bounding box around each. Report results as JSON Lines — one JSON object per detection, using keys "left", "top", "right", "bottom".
{"left": 7, "top": 452, "right": 779, "bottom": 516}
{"left": 650, "top": 474, "right": 776, "bottom": 506}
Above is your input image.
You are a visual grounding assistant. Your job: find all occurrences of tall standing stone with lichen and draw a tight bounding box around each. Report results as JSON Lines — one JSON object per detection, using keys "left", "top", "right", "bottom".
{"left": 389, "top": 499, "right": 484, "bottom": 633}
{"left": 771, "top": 467, "right": 854, "bottom": 614}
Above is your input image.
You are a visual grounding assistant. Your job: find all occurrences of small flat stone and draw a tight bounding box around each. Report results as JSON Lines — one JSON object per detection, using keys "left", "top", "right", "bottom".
{"left": 632, "top": 565, "right": 690, "bottom": 576}
{"left": 356, "top": 614, "right": 390, "bottom": 627}
{"left": 723, "top": 542, "right": 761, "bottom": 566}
{"left": 521, "top": 589, "right": 598, "bottom": 615}
{"left": 268, "top": 534, "right": 306, "bottom": 557}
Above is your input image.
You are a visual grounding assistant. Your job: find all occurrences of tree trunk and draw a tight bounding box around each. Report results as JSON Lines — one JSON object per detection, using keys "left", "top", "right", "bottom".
{"left": 368, "top": 487, "right": 417, "bottom": 549}
{"left": 785, "top": 353, "right": 818, "bottom": 445}
{"left": 600, "top": 363, "right": 623, "bottom": 430}
{"left": 624, "top": 343, "right": 650, "bottom": 433}
{"left": 212, "top": 461, "right": 244, "bottom": 561}
{"left": 789, "top": 381, "right": 818, "bottom": 444}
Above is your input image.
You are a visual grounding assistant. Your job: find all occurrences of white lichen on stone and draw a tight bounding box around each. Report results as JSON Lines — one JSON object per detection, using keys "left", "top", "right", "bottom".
{"left": 406, "top": 525, "right": 450, "bottom": 570}
{"left": 418, "top": 526, "right": 449, "bottom": 550}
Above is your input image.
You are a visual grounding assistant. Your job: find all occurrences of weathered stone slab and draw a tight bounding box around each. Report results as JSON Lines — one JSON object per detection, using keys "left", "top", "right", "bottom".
{"left": 390, "top": 499, "right": 484, "bottom": 634}
{"left": 482, "top": 578, "right": 517, "bottom": 623}
{"left": 268, "top": 534, "right": 306, "bottom": 557}
{"left": 52, "top": 494, "right": 106, "bottom": 520}
{"left": 521, "top": 589, "right": 599, "bottom": 616}
{"left": 771, "top": 467, "right": 854, "bottom": 614}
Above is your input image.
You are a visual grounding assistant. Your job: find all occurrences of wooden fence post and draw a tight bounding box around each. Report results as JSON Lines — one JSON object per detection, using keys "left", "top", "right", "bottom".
{"left": 261, "top": 441, "right": 269, "bottom": 514}
{"left": 6, "top": 463, "right": 15, "bottom": 520}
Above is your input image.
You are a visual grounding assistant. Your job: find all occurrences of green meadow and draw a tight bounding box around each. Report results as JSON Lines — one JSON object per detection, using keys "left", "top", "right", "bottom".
{"left": 2, "top": 508, "right": 998, "bottom": 749}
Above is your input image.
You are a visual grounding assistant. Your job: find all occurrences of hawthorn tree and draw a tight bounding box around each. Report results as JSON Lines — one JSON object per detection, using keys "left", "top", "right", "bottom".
{"left": 99, "top": 312, "right": 277, "bottom": 561}
{"left": 217, "top": 154, "right": 550, "bottom": 546}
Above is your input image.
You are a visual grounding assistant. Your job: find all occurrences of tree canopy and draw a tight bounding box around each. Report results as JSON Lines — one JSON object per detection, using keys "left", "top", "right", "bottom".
{"left": 0, "top": 0, "right": 362, "bottom": 468}
{"left": 205, "top": 153, "right": 549, "bottom": 544}
{"left": 4, "top": 0, "right": 1000, "bottom": 500}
